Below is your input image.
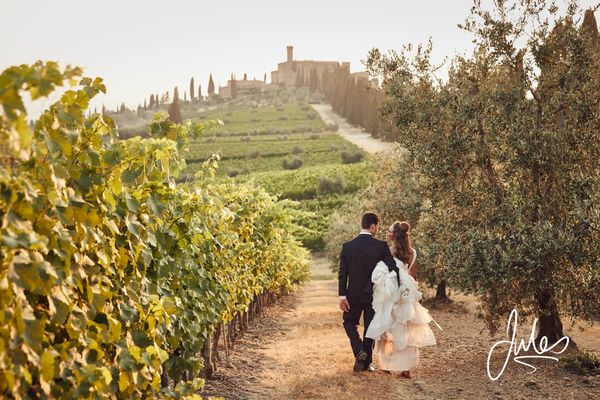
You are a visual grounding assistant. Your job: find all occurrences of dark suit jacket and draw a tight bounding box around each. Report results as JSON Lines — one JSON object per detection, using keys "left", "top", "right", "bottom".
{"left": 338, "top": 234, "right": 398, "bottom": 303}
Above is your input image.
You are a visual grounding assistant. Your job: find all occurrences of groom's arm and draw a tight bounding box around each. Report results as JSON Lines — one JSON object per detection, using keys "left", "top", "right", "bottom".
{"left": 338, "top": 244, "right": 349, "bottom": 297}
{"left": 381, "top": 243, "right": 399, "bottom": 275}
{"left": 338, "top": 244, "right": 350, "bottom": 312}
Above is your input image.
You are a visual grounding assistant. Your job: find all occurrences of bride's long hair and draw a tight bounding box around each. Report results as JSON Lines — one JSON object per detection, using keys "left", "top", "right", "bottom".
{"left": 391, "top": 221, "right": 412, "bottom": 264}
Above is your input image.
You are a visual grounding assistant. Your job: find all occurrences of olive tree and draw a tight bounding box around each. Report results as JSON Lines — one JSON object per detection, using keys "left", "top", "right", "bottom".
{"left": 367, "top": 0, "right": 599, "bottom": 343}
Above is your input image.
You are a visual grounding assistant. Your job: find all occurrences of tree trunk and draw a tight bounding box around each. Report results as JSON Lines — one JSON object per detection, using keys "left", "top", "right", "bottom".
{"left": 536, "top": 289, "right": 568, "bottom": 345}
{"left": 201, "top": 335, "right": 214, "bottom": 378}
{"left": 238, "top": 311, "right": 245, "bottom": 338}
{"left": 228, "top": 320, "right": 235, "bottom": 350}
{"left": 435, "top": 280, "right": 449, "bottom": 302}
{"left": 212, "top": 324, "right": 222, "bottom": 363}
{"left": 242, "top": 310, "right": 249, "bottom": 333}
{"left": 222, "top": 322, "right": 230, "bottom": 359}
{"left": 160, "top": 370, "right": 169, "bottom": 388}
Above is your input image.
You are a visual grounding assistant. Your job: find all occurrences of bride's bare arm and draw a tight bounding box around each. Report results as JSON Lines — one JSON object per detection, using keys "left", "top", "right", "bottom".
{"left": 409, "top": 249, "right": 418, "bottom": 280}
{"left": 409, "top": 260, "right": 418, "bottom": 280}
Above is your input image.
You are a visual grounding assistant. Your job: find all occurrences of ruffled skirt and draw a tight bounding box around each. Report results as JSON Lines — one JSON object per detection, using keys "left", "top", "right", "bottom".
{"left": 374, "top": 290, "right": 437, "bottom": 371}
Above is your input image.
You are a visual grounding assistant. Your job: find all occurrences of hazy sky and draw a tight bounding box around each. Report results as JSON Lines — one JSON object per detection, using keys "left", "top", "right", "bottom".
{"left": 1, "top": 0, "right": 597, "bottom": 114}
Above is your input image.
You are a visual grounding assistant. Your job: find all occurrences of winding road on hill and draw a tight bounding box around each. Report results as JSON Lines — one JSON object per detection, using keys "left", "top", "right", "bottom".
{"left": 312, "top": 103, "right": 391, "bottom": 154}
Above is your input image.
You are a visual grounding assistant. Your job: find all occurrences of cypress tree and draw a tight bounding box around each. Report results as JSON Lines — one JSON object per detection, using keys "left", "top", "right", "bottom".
{"left": 295, "top": 68, "right": 304, "bottom": 87}
{"left": 230, "top": 74, "right": 237, "bottom": 99}
{"left": 190, "top": 77, "right": 195, "bottom": 101}
{"left": 243, "top": 73, "right": 247, "bottom": 80}
{"left": 322, "top": 69, "right": 329, "bottom": 94}
{"left": 208, "top": 74, "right": 215, "bottom": 95}
{"left": 581, "top": 9, "right": 599, "bottom": 43}
{"left": 309, "top": 68, "right": 319, "bottom": 93}
{"left": 198, "top": 85, "right": 202, "bottom": 100}
{"left": 168, "top": 93, "right": 182, "bottom": 124}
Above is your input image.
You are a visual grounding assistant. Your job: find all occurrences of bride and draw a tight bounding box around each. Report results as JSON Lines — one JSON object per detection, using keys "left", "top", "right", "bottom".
{"left": 365, "top": 221, "right": 438, "bottom": 378}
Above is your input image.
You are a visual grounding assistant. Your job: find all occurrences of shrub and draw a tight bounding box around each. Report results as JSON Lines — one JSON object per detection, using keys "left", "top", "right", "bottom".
{"left": 318, "top": 176, "right": 345, "bottom": 195}
{"left": 279, "top": 116, "right": 288, "bottom": 121}
{"left": 327, "top": 123, "right": 340, "bottom": 132}
{"left": 309, "top": 133, "right": 320, "bottom": 140}
{"left": 561, "top": 351, "right": 600, "bottom": 375}
{"left": 247, "top": 150, "right": 261, "bottom": 159}
{"left": 329, "top": 145, "right": 339, "bottom": 151}
{"left": 306, "top": 113, "right": 317, "bottom": 120}
{"left": 289, "top": 125, "right": 311, "bottom": 133}
{"left": 291, "top": 146, "right": 304, "bottom": 155}
{"left": 227, "top": 169, "right": 241, "bottom": 177}
{"left": 282, "top": 158, "right": 303, "bottom": 170}
{"left": 341, "top": 150, "right": 364, "bottom": 164}
{"left": 241, "top": 136, "right": 251, "bottom": 142}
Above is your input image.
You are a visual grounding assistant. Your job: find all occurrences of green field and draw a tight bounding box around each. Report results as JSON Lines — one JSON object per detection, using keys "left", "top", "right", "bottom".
{"left": 183, "top": 101, "right": 328, "bottom": 135}
{"left": 182, "top": 133, "right": 363, "bottom": 177}
{"left": 117, "top": 98, "right": 370, "bottom": 250}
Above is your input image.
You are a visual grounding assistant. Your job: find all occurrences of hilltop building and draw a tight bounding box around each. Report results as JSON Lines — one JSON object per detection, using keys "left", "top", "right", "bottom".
{"left": 270, "top": 45, "right": 350, "bottom": 87}
{"left": 217, "top": 45, "right": 370, "bottom": 98}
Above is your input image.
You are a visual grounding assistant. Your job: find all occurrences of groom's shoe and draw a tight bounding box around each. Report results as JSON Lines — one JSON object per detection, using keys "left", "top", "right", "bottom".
{"left": 353, "top": 351, "right": 368, "bottom": 372}
{"left": 363, "top": 365, "right": 375, "bottom": 372}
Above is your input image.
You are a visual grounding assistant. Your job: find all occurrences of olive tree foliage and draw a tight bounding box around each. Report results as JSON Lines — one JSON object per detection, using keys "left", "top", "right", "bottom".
{"left": 366, "top": 0, "right": 600, "bottom": 342}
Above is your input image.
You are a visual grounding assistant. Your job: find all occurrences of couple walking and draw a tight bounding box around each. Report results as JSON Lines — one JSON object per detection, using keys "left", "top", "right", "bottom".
{"left": 338, "top": 212, "right": 438, "bottom": 377}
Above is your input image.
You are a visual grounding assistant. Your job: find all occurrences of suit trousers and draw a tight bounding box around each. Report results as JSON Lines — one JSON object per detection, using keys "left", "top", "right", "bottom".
{"left": 342, "top": 301, "right": 375, "bottom": 367}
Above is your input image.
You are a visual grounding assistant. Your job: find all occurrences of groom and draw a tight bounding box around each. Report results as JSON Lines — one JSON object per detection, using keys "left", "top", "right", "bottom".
{"left": 338, "top": 212, "right": 398, "bottom": 372}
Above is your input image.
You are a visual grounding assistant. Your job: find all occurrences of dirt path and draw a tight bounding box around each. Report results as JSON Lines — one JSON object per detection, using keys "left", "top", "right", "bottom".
{"left": 202, "top": 256, "right": 600, "bottom": 399}
{"left": 312, "top": 104, "right": 391, "bottom": 154}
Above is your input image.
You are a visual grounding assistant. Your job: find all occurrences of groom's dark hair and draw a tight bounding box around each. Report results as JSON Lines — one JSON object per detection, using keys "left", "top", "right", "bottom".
{"left": 361, "top": 212, "right": 380, "bottom": 229}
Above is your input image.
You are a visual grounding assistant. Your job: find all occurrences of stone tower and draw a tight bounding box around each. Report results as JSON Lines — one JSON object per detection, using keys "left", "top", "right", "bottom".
{"left": 287, "top": 45, "right": 294, "bottom": 63}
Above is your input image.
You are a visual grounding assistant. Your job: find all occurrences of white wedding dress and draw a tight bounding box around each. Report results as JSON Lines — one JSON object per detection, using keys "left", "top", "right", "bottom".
{"left": 365, "top": 249, "right": 438, "bottom": 371}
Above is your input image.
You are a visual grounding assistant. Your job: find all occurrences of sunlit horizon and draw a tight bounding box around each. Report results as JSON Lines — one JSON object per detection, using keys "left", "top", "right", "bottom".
{"left": 2, "top": 0, "right": 597, "bottom": 115}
